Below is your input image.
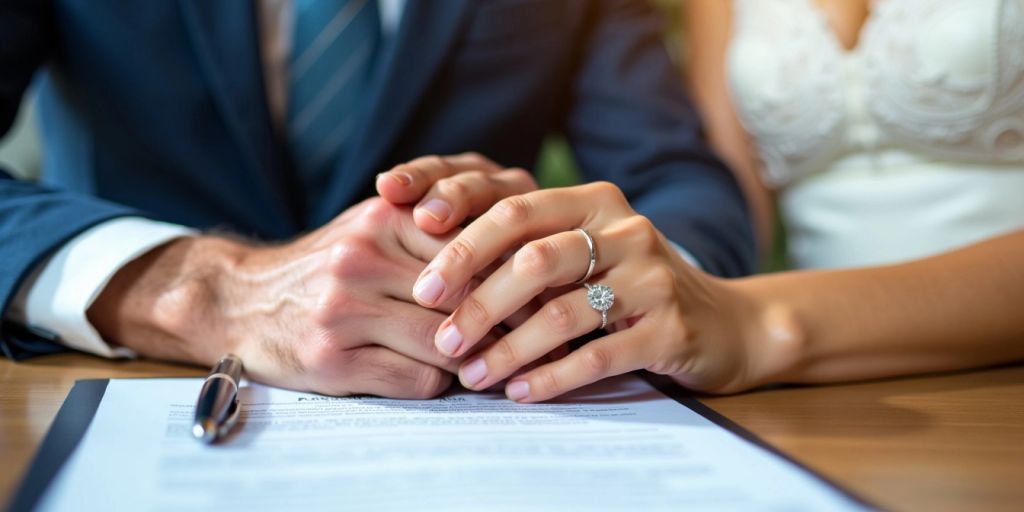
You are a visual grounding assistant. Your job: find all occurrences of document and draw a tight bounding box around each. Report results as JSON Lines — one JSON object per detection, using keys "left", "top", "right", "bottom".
{"left": 32, "top": 375, "right": 867, "bottom": 511}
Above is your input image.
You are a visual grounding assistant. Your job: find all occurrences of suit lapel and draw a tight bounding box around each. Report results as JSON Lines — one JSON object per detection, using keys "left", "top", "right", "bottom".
{"left": 178, "top": 0, "right": 299, "bottom": 234}
{"left": 314, "top": 0, "right": 474, "bottom": 223}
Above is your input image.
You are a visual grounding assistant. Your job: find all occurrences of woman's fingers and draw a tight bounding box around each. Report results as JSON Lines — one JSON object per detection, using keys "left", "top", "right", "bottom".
{"left": 375, "top": 153, "right": 502, "bottom": 205}
{"left": 434, "top": 228, "right": 631, "bottom": 358}
{"left": 504, "top": 324, "right": 658, "bottom": 403}
{"left": 455, "top": 269, "right": 650, "bottom": 391}
{"left": 413, "top": 182, "right": 632, "bottom": 308}
{"left": 411, "top": 168, "right": 537, "bottom": 234}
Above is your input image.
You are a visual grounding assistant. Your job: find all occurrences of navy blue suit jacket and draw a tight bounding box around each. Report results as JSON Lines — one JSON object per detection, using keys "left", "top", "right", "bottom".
{"left": 0, "top": 0, "right": 755, "bottom": 359}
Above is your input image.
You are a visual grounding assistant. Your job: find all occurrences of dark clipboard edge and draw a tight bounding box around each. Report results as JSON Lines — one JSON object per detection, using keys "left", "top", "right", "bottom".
{"left": 642, "top": 373, "right": 878, "bottom": 510}
{"left": 8, "top": 375, "right": 877, "bottom": 511}
{"left": 7, "top": 379, "right": 110, "bottom": 512}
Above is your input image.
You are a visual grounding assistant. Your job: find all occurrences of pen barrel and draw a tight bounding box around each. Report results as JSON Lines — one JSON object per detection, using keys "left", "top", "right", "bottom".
{"left": 193, "top": 354, "right": 243, "bottom": 443}
{"left": 212, "top": 354, "right": 243, "bottom": 382}
{"left": 194, "top": 376, "right": 237, "bottom": 423}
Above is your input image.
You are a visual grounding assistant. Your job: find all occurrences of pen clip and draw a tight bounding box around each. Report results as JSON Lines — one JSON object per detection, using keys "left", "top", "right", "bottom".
{"left": 217, "top": 393, "right": 241, "bottom": 440}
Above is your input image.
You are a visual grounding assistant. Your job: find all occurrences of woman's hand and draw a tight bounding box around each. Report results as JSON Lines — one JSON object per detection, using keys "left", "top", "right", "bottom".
{"left": 411, "top": 181, "right": 794, "bottom": 402}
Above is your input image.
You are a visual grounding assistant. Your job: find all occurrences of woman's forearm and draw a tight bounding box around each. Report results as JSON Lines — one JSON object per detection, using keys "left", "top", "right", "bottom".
{"left": 736, "top": 230, "right": 1024, "bottom": 386}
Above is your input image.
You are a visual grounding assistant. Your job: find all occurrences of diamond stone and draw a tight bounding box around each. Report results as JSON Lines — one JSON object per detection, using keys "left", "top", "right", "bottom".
{"left": 586, "top": 284, "right": 615, "bottom": 312}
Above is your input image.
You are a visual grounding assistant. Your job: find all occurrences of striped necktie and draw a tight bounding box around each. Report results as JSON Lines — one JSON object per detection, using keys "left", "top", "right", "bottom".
{"left": 287, "top": 0, "right": 380, "bottom": 203}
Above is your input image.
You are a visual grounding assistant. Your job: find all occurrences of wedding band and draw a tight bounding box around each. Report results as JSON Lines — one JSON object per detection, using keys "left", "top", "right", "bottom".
{"left": 574, "top": 228, "right": 596, "bottom": 285}
{"left": 585, "top": 283, "right": 615, "bottom": 330}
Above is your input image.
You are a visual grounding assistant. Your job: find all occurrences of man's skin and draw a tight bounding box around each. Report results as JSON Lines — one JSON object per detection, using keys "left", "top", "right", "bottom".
{"left": 87, "top": 154, "right": 534, "bottom": 398}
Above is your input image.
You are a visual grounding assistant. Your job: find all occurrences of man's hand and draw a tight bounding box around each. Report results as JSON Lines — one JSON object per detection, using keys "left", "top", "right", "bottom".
{"left": 88, "top": 198, "right": 476, "bottom": 398}
{"left": 376, "top": 153, "right": 538, "bottom": 234}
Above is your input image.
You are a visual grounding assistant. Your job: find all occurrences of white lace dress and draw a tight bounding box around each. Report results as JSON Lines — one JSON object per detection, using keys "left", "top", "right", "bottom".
{"left": 727, "top": 0, "right": 1024, "bottom": 268}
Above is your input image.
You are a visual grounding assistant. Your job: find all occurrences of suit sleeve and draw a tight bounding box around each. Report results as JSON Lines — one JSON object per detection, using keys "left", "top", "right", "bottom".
{"left": 0, "top": 0, "right": 141, "bottom": 359}
{"left": 562, "top": 0, "right": 756, "bottom": 277}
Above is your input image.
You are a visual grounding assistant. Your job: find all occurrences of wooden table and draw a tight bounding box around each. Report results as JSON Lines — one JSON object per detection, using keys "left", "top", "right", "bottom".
{"left": 2, "top": 354, "right": 1022, "bottom": 511}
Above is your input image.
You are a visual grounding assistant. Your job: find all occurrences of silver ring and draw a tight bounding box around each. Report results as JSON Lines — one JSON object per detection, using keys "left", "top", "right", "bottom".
{"left": 574, "top": 228, "right": 596, "bottom": 285}
{"left": 585, "top": 283, "right": 614, "bottom": 330}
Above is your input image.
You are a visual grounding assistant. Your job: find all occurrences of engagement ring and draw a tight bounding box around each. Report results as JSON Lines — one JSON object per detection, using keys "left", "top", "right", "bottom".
{"left": 585, "top": 283, "right": 614, "bottom": 330}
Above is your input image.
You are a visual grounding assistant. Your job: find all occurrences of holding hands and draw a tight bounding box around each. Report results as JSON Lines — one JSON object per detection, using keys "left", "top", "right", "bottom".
{"left": 379, "top": 159, "right": 795, "bottom": 401}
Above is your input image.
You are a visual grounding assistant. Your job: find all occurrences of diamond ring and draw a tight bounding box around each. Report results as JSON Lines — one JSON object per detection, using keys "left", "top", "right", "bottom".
{"left": 585, "top": 283, "right": 615, "bottom": 330}
{"left": 574, "top": 228, "right": 597, "bottom": 285}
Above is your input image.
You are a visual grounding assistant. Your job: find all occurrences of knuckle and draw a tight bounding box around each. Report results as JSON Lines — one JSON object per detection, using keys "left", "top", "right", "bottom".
{"left": 505, "top": 168, "right": 538, "bottom": 190}
{"left": 459, "top": 294, "right": 492, "bottom": 328}
{"left": 541, "top": 298, "right": 578, "bottom": 335}
{"left": 441, "top": 238, "right": 477, "bottom": 268}
{"left": 460, "top": 151, "right": 487, "bottom": 165}
{"left": 355, "top": 197, "right": 397, "bottom": 227}
{"left": 313, "top": 284, "right": 355, "bottom": 325}
{"left": 590, "top": 181, "right": 626, "bottom": 203}
{"left": 328, "top": 239, "right": 379, "bottom": 279}
{"left": 413, "top": 315, "right": 446, "bottom": 349}
{"left": 645, "top": 344, "right": 689, "bottom": 376}
{"left": 645, "top": 265, "right": 678, "bottom": 302}
{"left": 299, "top": 340, "right": 347, "bottom": 378}
{"left": 535, "top": 368, "right": 561, "bottom": 397}
{"left": 411, "top": 366, "right": 450, "bottom": 399}
{"left": 624, "top": 214, "right": 656, "bottom": 237}
{"left": 424, "top": 155, "right": 453, "bottom": 176}
{"left": 665, "top": 314, "right": 694, "bottom": 346}
{"left": 513, "top": 240, "right": 559, "bottom": 280}
{"left": 580, "top": 346, "right": 613, "bottom": 377}
{"left": 492, "top": 195, "right": 532, "bottom": 225}
{"left": 490, "top": 337, "right": 520, "bottom": 368}
{"left": 436, "top": 177, "right": 470, "bottom": 200}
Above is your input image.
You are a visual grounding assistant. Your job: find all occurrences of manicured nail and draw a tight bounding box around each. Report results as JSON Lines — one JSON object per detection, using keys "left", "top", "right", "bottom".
{"left": 417, "top": 198, "right": 451, "bottom": 223}
{"left": 379, "top": 171, "right": 412, "bottom": 186}
{"left": 436, "top": 324, "right": 463, "bottom": 356}
{"left": 461, "top": 358, "right": 488, "bottom": 387}
{"left": 506, "top": 381, "right": 530, "bottom": 401}
{"left": 414, "top": 272, "right": 445, "bottom": 305}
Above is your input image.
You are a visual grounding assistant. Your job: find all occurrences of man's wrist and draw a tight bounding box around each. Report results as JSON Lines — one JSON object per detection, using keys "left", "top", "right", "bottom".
{"left": 87, "top": 235, "right": 250, "bottom": 365}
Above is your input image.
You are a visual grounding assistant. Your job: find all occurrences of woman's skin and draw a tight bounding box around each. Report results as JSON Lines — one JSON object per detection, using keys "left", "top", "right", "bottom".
{"left": 375, "top": 155, "right": 1024, "bottom": 403}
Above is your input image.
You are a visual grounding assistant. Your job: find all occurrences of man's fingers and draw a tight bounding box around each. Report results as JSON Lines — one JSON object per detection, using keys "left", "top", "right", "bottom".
{"left": 376, "top": 153, "right": 503, "bottom": 205}
{"left": 393, "top": 207, "right": 459, "bottom": 263}
{"left": 412, "top": 168, "right": 538, "bottom": 234}
{"left": 370, "top": 301, "right": 466, "bottom": 373}
{"left": 319, "top": 346, "right": 453, "bottom": 399}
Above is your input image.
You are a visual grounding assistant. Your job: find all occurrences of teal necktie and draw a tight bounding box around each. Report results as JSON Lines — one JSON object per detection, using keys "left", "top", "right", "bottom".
{"left": 287, "top": 0, "right": 380, "bottom": 203}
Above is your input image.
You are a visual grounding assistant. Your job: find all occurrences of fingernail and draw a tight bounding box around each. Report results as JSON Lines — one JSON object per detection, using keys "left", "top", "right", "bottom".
{"left": 379, "top": 171, "right": 412, "bottom": 186}
{"left": 418, "top": 198, "right": 451, "bottom": 223}
{"left": 436, "top": 324, "right": 463, "bottom": 356}
{"left": 506, "top": 381, "right": 530, "bottom": 401}
{"left": 413, "top": 272, "right": 445, "bottom": 305}
{"left": 461, "top": 358, "right": 488, "bottom": 387}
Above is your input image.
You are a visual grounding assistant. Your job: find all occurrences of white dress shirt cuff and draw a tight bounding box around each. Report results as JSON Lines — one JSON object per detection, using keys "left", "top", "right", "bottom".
{"left": 9, "top": 217, "right": 197, "bottom": 358}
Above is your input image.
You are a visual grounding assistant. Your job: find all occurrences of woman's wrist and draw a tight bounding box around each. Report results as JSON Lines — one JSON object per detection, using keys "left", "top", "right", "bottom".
{"left": 725, "top": 276, "right": 809, "bottom": 389}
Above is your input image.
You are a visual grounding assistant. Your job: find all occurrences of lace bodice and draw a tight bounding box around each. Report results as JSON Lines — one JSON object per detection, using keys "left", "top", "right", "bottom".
{"left": 727, "top": 0, "right": 1024, "bottom": 187}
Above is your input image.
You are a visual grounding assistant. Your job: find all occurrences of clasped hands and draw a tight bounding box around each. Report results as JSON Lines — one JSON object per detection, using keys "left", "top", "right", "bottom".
{"left": 92, "top": 153, "right": 793, "bottom": 402}
{"left": 378, "top": 153, "right": 788, "bottom": 401}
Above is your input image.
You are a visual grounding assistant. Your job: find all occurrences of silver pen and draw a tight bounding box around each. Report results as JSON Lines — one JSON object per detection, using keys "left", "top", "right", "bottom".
{"left": 192, "top": 354, "right": 243, "bottom": 444}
